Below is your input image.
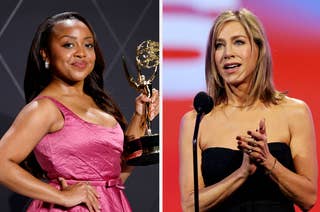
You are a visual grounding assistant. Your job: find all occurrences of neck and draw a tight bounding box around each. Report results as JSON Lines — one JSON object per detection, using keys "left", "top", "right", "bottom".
{"left": 47, "top": 78, "right": 86, "bottom": 96}
{"left": 225, "top": 82, "right": 251, "bottom": 107}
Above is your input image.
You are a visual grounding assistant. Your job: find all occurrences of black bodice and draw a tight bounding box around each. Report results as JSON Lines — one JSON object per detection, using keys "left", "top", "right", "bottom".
{"left": 201, "top": 142, "right": 295, "bottom": 212}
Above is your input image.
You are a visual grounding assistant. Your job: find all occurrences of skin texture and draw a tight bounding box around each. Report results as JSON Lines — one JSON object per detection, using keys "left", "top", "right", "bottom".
{"left": 0, "top": 19, "right": 159, "bottom": 212}
{"left": 179, "top": 21, "right": 317, "bottom": 211}
{"left": 214, "top": 21, "right": 258, "bottom": 89}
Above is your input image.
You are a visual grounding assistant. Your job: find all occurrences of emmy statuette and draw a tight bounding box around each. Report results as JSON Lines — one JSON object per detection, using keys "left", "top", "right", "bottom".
{"left": 122, "top": 40, "right": 159, "bottom": 166}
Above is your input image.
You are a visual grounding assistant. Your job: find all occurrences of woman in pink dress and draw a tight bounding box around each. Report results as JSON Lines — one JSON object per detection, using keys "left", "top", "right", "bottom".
{"left": 0, "top": 12, "right": 159, "bottom": 211}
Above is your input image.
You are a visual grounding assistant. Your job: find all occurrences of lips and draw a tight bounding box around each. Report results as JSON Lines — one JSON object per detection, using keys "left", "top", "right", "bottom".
{"left": 223, "top": 62, "right": 241, "bottom": 73}
{"left": 71, "top": 61, "right": 88, "bottom": 69}
{"left": 223, "top": 62, "right": 241, "bottom": 69}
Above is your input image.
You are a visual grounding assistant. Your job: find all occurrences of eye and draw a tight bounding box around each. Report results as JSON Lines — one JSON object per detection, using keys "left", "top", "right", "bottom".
{"left": 85, "top": 43, "right": 94, "bottom": 49}
{"left": 215, "top": 42, "right": 223, "bottom": 49}
{"left": 62, "top": 43, "right": 74, "bottom": 48}
{"left": 234, "top": 40, "right": 245, "bottom": 45}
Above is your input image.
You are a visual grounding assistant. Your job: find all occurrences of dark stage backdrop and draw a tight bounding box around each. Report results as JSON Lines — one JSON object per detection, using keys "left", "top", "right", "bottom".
{"left": 0, "top": 0, "right": 159, "bottom": 211}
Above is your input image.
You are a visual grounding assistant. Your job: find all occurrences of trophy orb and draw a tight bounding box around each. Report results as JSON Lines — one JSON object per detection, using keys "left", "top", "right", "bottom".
{"left": 136, "top": 40, "right": 159, "bottom": 69}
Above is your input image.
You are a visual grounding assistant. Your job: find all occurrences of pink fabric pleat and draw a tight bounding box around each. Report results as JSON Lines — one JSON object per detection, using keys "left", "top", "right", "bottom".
{"left": 26, "top": 96, "right": 131, "bottom": 212}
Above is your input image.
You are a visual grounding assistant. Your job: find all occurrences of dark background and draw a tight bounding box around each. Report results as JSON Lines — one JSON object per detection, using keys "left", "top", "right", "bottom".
{"left": 0, "top": 0, "right": 159, "bottom": 211}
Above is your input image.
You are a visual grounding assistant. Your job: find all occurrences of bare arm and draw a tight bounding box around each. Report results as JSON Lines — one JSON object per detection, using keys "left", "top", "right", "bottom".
{"left": 0, "top": 99, "right": 66, "bottom": 205}
{"left": 179, "top": 111, "right": 256, "bottom": 211}
{"left": 239, "top": 100, "right": 317, "bottom": 211}
{"left": 271, "top": 101, "right": 317, "bottom": 210}
{"left": 0, "top": 99, "right": 101, "bottom": 211}
{"left": 120, "top": 89, "right": 159, "bottom": 182}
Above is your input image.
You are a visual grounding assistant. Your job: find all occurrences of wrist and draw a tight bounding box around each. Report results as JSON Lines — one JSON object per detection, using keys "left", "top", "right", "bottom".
{"left": 237, "top": 166, "right": 250, "bottom": 179}
{"left": 57, "top": 191, "right": 67, "bottom": 207}
{"left": 133, "top": 111, "right": 144, "bottom": 117}
{"left": 265, "top": 157, "right": 277, "bottom": 175}
{"left": 132, "top": 112, "right": 146, "bottom": 128}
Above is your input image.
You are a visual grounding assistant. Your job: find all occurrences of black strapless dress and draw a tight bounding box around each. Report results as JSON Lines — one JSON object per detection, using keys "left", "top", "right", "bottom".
{"left": 201, "top": 142, "right": 295, "bottom": 212}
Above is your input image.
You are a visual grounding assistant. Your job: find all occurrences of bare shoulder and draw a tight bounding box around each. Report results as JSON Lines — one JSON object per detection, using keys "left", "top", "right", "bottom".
{"left": 280, "top": 96, "right": 310, "bottom": 112}
{"left": 23, "top": 98, "right": 59, "bottom": 117}
{"left": 17, "top": 98, "right": 63, "bottom": 132}
{"left": 279, "top": 96, "right": 312, "bottom": 121}
{"left": 181, "top": 110, "right": 197, "bottom": 124}
{"left": 179, "top": 110, "right": 197, "bottom": 144}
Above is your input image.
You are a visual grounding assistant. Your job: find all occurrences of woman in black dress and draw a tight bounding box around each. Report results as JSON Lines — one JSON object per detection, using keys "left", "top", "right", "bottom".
{"left": 179, "top": 8, "right": 317, "bottom": 212}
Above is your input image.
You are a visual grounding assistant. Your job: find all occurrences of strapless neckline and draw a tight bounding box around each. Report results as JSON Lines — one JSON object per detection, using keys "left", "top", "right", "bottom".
{"left": 201, "top": 142, "right": 295, "bottom": 211}
{"left": 202, "top": 142, "right": 290, "bottom": 153}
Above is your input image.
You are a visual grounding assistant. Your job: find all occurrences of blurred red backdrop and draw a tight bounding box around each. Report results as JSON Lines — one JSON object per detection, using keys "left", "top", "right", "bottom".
{"left": 163, "top": 0, "right": 320, "bottom": 211}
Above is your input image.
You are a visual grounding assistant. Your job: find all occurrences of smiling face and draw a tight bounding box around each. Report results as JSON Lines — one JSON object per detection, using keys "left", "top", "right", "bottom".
{"left": 214, "top": 21, "right": 258, "bottom": 88}
{"left": 43, "top": 19, "right": 96, "bottom": 84}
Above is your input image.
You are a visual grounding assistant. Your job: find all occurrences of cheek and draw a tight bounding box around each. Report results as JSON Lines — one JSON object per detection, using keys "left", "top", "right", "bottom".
{"left": 242, "top": 50, "right": 256, "bottom": 71}
{"left": 214, "top": 51, "right": 222, "bottom": 66}
{"left": 88, "top": 51, "right": 96, "bottom": 62}
{"left": 242, "top": 44, "right": 259, "bottom": 62}
{"left": 242, "top": 47, "right": 253, "bottom": 60}
{"left": 51, "top": 50, "right": 72, "bottom": 64}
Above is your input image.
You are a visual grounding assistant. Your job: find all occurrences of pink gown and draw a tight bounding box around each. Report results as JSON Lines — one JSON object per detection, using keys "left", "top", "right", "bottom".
{"left": 27, "top": 96, "right": 132, "bottom": 211}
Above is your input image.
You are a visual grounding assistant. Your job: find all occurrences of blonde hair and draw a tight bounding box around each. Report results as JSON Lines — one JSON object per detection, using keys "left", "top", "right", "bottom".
{"left": 205, "top": 8, "right": 285, "bottom": 106}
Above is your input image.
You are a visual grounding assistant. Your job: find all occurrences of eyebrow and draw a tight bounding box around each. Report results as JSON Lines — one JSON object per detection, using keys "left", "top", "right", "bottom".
{"left": 216, "top": 35, "right": 247, "bottom": 42}
{"left": 58, "top": 35, "right": 94, "bottom": 40}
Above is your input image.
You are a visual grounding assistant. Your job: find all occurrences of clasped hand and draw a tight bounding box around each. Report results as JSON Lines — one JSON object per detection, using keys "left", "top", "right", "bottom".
{"left": 237, "top": 119, "right": 276, "bottom": 174}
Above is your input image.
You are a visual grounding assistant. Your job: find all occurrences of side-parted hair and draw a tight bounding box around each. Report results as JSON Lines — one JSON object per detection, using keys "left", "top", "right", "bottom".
{"left": 205, "top": 8, "right": 285, "bottom": 106}
{"left": 23, "top": 12, "right": 127, "bottom": 178}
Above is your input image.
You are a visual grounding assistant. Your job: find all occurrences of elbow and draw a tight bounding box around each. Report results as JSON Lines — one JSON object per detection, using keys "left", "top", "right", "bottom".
{"left": 181, "top": 195, "right": 212, "bottom": 212}
{"left": 304, "top": 196, "right": 317, "bottom": 211}
{"left": 181, "top": 197, "right": 194, "bottom": 212}
{"left": 0, "top": 158, "right": 17, "bottom": 184}
{"left": 181, "top": 194, "right": 203, "bottom": 212}
{"left": 0, "top": 160, "right": 8, "bottom": 183}
{"left": 299, "top": 190, "right": 317, "bottom": 211}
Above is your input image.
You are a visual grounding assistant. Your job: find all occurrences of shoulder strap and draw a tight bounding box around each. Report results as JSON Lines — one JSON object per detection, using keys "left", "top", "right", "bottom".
{"left": 34, "top": 96, "right": 72, "bottom": 118}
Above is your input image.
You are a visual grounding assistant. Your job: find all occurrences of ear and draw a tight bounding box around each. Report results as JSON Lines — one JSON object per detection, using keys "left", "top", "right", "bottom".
{"left": 40, "top": 49, "right": 49, "bottom": 62}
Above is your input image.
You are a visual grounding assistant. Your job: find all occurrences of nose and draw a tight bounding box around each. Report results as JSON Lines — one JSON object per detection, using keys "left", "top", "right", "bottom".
{"left": 223, "top": 44, "right": 234, "bottom": 59}
{"left": 74, "top": 46, "right": 86, "bottom": 58}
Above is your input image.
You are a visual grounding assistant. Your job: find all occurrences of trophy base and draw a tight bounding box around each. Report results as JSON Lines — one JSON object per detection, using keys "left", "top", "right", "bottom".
{"left": 125, "top": 134, "right": 159, "bottom": 166}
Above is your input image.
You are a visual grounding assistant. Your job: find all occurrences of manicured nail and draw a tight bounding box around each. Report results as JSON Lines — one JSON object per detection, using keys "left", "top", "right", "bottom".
{"left": 236, "top": 136, "right": 241, "bottom": 140}
{"left": 247, "top": 131, "right": 252, "bottom": 135}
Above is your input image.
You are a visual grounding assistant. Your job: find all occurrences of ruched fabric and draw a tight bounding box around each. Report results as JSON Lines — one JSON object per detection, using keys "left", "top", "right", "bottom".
{"left": 27, "top": 96, "right": 131, "bottom": 212}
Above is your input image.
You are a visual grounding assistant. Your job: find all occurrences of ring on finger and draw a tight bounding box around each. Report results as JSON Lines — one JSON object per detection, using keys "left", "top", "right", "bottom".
{"left": 248, "top": 149, "right": 253, "bottom": 154}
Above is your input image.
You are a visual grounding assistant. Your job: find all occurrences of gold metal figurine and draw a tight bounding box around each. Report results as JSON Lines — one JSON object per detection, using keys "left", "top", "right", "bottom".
{"left": 122, "top": 40, "right": 159, "bottom": 166}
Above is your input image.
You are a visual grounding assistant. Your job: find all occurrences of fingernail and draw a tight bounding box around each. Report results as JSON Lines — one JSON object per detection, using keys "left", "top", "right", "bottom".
{"left": 247, "top": 131, "right": 252, "bottom": 135}
{"left": 236, "top": 136, "right": 241, "bottom": 140}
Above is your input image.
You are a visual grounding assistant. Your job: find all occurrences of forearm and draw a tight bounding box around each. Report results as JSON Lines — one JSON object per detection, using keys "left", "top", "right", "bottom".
{"left": 125, "top": 113, "right": 146, "bottom": 139}
{"left": 120, "top": 160, "right": 134, "bottom": 183}
{"left": 182, "top": 168, "right": 248, "bottom": 211}
{"left": 0, "top": 160, "right": 64, "bottom": 206}
{"left": 268, "top": 159, "right": 317, "bottom": 210}
{"left": 121, "top": 113, "right": 146, "bottom": 182}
